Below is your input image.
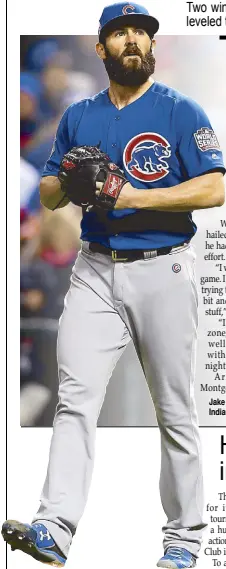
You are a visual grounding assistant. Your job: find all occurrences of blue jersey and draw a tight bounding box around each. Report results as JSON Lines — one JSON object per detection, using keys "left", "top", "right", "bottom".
{"left": 43, "top": 82, "right": 225, "bottom": 250}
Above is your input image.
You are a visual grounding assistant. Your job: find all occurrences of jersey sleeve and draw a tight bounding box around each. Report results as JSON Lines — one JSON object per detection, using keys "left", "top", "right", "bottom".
{"left": 42, "top": 106, "right": 72, "bottom": 177}
{"left": 175, "top": 97, "right": 226, "bottom": 179}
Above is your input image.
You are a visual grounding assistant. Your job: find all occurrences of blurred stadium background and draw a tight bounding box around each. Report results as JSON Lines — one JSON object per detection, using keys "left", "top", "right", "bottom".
{"left": 20, "top": 35, "right": 226, "bottom": 427}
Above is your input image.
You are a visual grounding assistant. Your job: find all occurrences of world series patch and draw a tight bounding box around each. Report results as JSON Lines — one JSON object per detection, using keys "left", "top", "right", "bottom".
{"left": 194, "top": 127, "right": 220, "bottom": 152}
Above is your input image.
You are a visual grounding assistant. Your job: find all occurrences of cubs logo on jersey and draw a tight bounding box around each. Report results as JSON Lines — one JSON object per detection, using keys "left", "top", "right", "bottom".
{"left": 123, "top": 133, "right": 171, "bottom": 182}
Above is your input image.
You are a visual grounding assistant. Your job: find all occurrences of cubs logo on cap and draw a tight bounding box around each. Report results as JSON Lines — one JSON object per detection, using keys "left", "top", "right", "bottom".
{"left": 122, "top": 4, "right": 136, "bottom": 14}
{"left": 98, "top": 2, "right": 159, "bottom": 41}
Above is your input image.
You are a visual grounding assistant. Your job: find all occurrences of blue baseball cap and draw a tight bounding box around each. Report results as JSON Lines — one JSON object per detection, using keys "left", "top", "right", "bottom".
{"left": 98, "top": 2, "right": 159, "bottom": 42}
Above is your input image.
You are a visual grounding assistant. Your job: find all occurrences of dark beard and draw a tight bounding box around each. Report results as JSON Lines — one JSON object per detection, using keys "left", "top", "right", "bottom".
{"left": 103, "top": 45, "right": 155, "bottom": 87}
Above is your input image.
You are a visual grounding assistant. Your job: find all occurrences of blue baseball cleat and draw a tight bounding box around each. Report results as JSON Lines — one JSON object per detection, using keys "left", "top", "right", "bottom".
{"left": 157, "top": 547, "right": 197, "bottom": 568}
{"left": 2, "top": 520, "right": 66, "bottom": 566}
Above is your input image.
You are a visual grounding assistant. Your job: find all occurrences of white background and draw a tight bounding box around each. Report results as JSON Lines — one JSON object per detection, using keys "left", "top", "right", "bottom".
{"left": 4, "top": 0, "right": 226, "bottom": 568}
{"left": 7, "top": 0, "right": 226, "bottom": 35}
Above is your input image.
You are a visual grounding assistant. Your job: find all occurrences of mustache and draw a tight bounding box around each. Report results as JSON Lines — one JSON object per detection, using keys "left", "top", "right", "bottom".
{"left": 123, "top": 47, "right": 142, "bottom": 55}
{"left": 121, "top": 46, "right": 143, "bottom": 58}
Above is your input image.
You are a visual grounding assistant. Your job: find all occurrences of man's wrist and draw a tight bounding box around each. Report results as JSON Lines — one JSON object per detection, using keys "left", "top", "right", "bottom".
{"left": 122, "top": 183, "right": 142, "bottom": 208}
{"left": 128, "top": 187, "right": 152, "bottom": 209}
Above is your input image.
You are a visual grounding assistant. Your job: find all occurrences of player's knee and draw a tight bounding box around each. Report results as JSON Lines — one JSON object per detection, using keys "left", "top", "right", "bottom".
{"left": 56, "top": 367, "right": 105, "bottom": 413}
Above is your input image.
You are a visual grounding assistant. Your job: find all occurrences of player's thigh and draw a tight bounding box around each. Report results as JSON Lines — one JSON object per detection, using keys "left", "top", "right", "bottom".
{"left": 57, "top": 277, "right": 129, "bottom": 389}
{"left": 129, "top": 247, "right": 198, "bottom": 418}
{"left": 146, "top": 251, "right": 197, "bottom": 357}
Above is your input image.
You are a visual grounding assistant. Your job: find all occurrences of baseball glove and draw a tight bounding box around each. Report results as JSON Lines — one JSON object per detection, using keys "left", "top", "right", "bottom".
{"left": 58, "top": 146, "right": 128, "bottom": 210}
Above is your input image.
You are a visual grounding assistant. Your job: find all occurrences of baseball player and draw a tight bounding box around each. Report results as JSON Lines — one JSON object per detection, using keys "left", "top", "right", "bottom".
{"left": 3, "top": 3, "right": 226, "bottom": 568}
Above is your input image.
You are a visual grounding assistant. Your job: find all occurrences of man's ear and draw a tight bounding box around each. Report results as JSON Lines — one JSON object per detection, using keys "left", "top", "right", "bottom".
{"left": 151, "top": 38, "right": 156, "bottom": 53}
{"left": 96, "top": 42, "right": 106, "bottom": 60}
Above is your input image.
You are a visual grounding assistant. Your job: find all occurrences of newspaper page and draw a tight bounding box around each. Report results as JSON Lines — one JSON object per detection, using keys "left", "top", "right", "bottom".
{"left": 4, "top": 1, "right": 226, "bottom": 568}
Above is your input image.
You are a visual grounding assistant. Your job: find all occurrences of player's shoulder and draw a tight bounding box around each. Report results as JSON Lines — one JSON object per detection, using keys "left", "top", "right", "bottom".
{"left": 57, "top": 90, "right": 109, "bottom": 134}
{"left": 65, "top": 89, "right": 108, "bottom": 115}
{"left": 152, "top": 81, "right": 203, "bottom": 112}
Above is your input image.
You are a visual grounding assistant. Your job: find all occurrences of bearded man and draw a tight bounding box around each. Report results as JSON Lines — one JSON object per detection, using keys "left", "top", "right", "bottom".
{"left": 3, "top": 3, "right": 225, "bottom": 568}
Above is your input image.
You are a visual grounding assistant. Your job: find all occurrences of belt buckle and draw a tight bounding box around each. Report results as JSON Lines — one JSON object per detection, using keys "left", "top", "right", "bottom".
{"left": 112, "top": 250, "right": 128, "bottom": 262}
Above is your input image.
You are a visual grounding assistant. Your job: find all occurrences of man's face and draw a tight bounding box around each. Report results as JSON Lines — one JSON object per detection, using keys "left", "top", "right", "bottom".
{"left": 100, "top": 26, "right": 156, "bottom": 86}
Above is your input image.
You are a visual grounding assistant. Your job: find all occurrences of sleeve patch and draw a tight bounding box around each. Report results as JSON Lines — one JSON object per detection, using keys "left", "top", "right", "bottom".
{"left": 194, "top": 127, "right": 220, "bottom": 152}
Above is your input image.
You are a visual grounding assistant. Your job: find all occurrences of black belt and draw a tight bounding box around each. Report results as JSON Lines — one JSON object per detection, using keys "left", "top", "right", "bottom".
{"left": 88, "top": 242, "right": 188, "bottom": 262}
